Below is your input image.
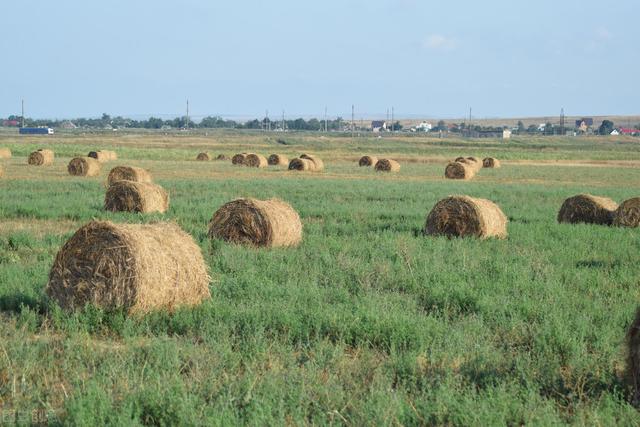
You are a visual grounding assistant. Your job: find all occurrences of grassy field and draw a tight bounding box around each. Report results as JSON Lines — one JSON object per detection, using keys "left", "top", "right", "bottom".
{"left": 0, "top": 131, "right": 639, "bottom": 425}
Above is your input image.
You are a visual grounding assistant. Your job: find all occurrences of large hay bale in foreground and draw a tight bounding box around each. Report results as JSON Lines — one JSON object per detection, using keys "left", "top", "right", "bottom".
{"left": 613, "top": 197, "right": 640, "bottom": 228}
{"left": 359, "top": 155, "right": 378, "bottom": 167}
{"left": 268, "top": 154, "right": 288, "bottom": 166}
{"left": 0, "top": 148, "right": 12, "bottom": 159}
{"left": 107, "top": 166, "right": 152, "bottom": 186}
{"left": 232, "top": 153, "right": 247, "bottom": 165}
{"left": 483, "top": 157, "right": 501, "bottom": 168}
{"left": 424, "top": 196, "right": 508, "bottom": 239}
{"left": 0, "top": 165, "right": 4, "bottom": 178}
{"left": 245, "top": 153, "right": 268, "bottom": 168}
{"left": 288, "top": 157, "right": 314, "bottom": 171}
{"left": 105, "top": 181, "right": 169, "bottom": 213}
{"left": 445, "top": 162, "right": 476, "bottom": 180}
{"left": 375, "top": 159, "right": 401, "bottom": 172}
{"left": 216, "top": 154, "right": 229, "bottom": 161}
{"left": 88, "top": 150, "right": 117, "bottom": 162}
{"left": 300, "top": 154, "right": 324, "bottom": 171}
{"left": 196, "top": 152, "right": 211, "bottom": 161}
{"left": 68, "top": 157, "right": 101, "bottom": 177}
{"left": 46, "top": 221, "right": 210, "bottom": 314}
{"left": 208, "top": 198, "right": 302, "bottom": 247}
{"left": 27, "top": 149, "right": 54, "bottom": 166}
{"left": 557, "top": 194, "right": 618, "bottom": 226}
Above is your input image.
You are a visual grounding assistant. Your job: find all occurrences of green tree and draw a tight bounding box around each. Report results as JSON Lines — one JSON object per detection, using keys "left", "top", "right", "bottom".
{"left": 517, "top": 121, "right": 525, "bottom": 134}
{"left": 598, "top": 120, "right": 614, "bottom": 135}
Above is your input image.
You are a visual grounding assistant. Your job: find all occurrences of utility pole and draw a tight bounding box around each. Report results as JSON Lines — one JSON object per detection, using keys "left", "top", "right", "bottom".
{"left": 391, "top": 107, "right": 394, "bottom": 132}
{"left": 324, "top": 106, "right": 327, "bottom": 132}
{"left": 282, "top": 110, "right": 285, "bottom": 131}
{"left": 351, "top": 104, "right": 355, "bottom": 138}
{"left": 186, "top": 99, "right": 189, "bottom": 130}
{"left": 560, "top": 107, "right": 565, "bottom": 135}
{"left": 21, "top": 99, "right": 25, "bottom": 128}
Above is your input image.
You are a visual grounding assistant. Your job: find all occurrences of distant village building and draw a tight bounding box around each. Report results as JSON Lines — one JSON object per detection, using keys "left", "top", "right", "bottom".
{"left": 575, "top": 118, "right": 594, "bottom": 133}
{"left": 619, "top": 128, "right": 640, "bottom": 136}
{"left": 610, "top": 129, "right": 620, "bottom": 136}
{"left": 502, "top": 129, "right": 512, "bottom": 139}
{"left": 415, "top": 121, "right": 432, "bottom": 132}
{"left": 2, "top": 120, "right": 19, "bottom": 127}
{"left": 371, "top": 120, "right": 387, "bottom": 132}
{"left": 60, "top": 121, "right": 77, "bottom": 129}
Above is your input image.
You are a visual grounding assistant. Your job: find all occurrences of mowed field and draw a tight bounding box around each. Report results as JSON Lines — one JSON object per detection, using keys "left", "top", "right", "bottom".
{"left": 1, "top": 131, "right": 640, "bottom": 425}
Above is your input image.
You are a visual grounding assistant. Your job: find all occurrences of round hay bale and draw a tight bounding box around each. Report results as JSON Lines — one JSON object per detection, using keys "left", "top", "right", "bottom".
{"left": 483, "top": 157, "right": 501, "bottom": 168}
{"left": 0, "top": 148, "right": 12, "bottom": 159}
{"left": 232, "top": 153, "right": 247, "bottom": 165}
{"left": 27, "top": 149, "right": 54, "bottom": 166}
{"left": 465, "top": 157, "right": 483, "bottom": 171}
{"left": 0, "top": 165, "right": 4, "bottom": 178}
{"left": 88, "top": 150, "right": 117, "bottom": 162}
{"left": 216, "top": 154, "right": 229, "bottom": 161}
{"left": 359, "top": 155, "right": 378, "bottom": 167}
{"left": 68, "top": 157, "right": 101, "bottom": 177}
{"left": 288, "top": 158, "right": 313, "bottom": 171}
{"left": 107, "top": 166, "right": 152, "bottom": 186}
{"left": 374, "top": 159, "right": 400, "bottom": 172}
{"left": 445, "top": 162, "right": 476, "bottom": 180}
{"left": 300, "top": 154, "right": 324, "bottom": 171}
{"left": 105, "top": 181, "right": 169, "bottom": 213}
{"left": 557, "top": 194, "right": 618, "bottom": 225}
{"left": 627, "top": 308, "right": 640, "bottom": 403}
{"left": 245, "top": 153, "right": 268, "bottom": 168}
{"left": 196, "top": 152, "right": 211, "bottom": 161}
{"left": 454, "top": 157, "right": 466, "bottom": 162}
{"left": 613, "top": 197, "right": 640, "bottom": 228}
{"left": 424, "top": 196, "right": 508, "bottom": 239}
{"left": 208, "top": 198, "right": 302, "bottom": 247}
{"left": 46, "top": 220, "right": 210, "bottom": 314}
{"left": 268, "top": 154, "right": 288, "bottom": 166}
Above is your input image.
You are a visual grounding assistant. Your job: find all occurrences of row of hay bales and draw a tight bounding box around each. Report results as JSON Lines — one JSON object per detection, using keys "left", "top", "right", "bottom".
{"left": 558, "top": 194, "right": 640, "bottom": 228}
{"left": 288, "top": 154, "right": 324, "bottom": 171}
{"left": 26, "top": 149, "right": 118, "bottom": 169}
{"left": 445, "top": 156, "right": 500, "bottom": 180}
{"left": 196, "top": 152, "right": 229, "bottom": 161}
{"left": 359, "top": 156, "right": 401, "bottom": 172}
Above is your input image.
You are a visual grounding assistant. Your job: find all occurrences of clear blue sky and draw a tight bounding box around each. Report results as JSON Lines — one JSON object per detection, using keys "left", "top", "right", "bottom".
{"left": 1, "top": 0, "right": 638, "bottom": 120}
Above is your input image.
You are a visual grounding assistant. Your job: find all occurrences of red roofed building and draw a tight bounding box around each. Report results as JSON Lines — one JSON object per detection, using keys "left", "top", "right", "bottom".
{"left": 619, "top": 128, "right": 640, "bottom": 135}
{"left": 2, "top": 120, "right": 19, "bottom": 127}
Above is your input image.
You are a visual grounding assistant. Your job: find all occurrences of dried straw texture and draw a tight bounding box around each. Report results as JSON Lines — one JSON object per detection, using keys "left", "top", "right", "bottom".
{"left": 216, "top": 154, "right": 229, "bottom": 161}
{"left": 425, "top": 196, "right": 508, "bottom": 239}
{"left": 245, "top": 153, "right": 268, "bottom": 168}
{"left": 0, "top": 148, "right": 12, "bottom": 159}
{"left": 627, "top": 308, "right": 640, "bottom": 404}
{"left": 445, "top": 162, "right": 476, "bottom": 180}
{"left": 557, "top": 194, "right": 618, "bottom": 225}
{"left": 288, "top": 158, "right": 314, "bottom": 171}
{"left": 613, "top": 197, "right": 640, "bottom": 228}
{"left": 454, "top": 157, "right": 466, "bottom": 162}
{"left": 68, "top": 157, "right": 101, "bottom": 177}
{"left": 268, "top": 154, "right": 288, "bottom": 166}
{"left": 232, "top": 153, "right": 247, "bottom": 165}
{"left": 483, "top": 157, "right": 501, "bottom": 168}
{"left": 105, "top": 181, "right": 169, "bottom": 214}
{"left": 359, "top": 156, "right": 378, "bottom": 167}
{"left": 375, "top": 159, "right": 401, "bottom": 172}
{"left": 88, "top": 150, "right": 117, "bottom": 162}
{"left": 208, "top": 198, "right": 302, "bottom": 247}
{"left": 46, "top": 221, "right": 210, "bottom": 314}
{"left": 465, "top": 157, "right": 483, "bottom": 172}
{"left": 196, "top": 152, "right": 211, "bottom": 161}
{"left": 300, "top": 154, "right": 324, "bottom": 171}
{"left": 107, "top": 166, "right": 153, "bottom": 186}
{"left": 28, "top": 149, "right": 54, "bottom": 166}
{"left": 0, "top": 165, "right": 4, "bottom": 177}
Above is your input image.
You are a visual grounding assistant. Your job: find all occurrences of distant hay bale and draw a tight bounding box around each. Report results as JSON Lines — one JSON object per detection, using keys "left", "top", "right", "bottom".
{"left": 557, "top": 194, "right": 618, "bottom": 226}
{"left": 424, "top": 196, "right": 508, "bottom": 239}
{"left": 375, "top": 159, "right": 400, "bottom": 172}
{"left": 445, "top": 162, "right": 476, "bottom": 180}
{"left": 454, "top": 157, "right": 466, "bottom": 162}
{"left": 268, "top": 154, "right": 288, "bottom": 166}
{"left": 68, "top": 157, "right": 101, "bottom": 177}
{"left": 483, "top": 157, "right": 501, "bottom": 168}
{"left": 88, "top": 150, "right": 117, "bottom": 162}
{"left": 105, "top": 181, "right": 169, "bottom": 213}
{"left": 216, "top": 154, "right": 229, "bottom": 161}
{"left": 107, "top": 166, "right": 152, "bottom": 186}
{"left": 359, "top": 155, "right": 378, "bottom": 167}
{"left": 288, "top": 158, "right": 314, "bottom": 171}
{"left": 613, "top": 197, "right": 640, "bottom": 228}
{"left": 232, "top": 153, "right": 247, "bottom": 165}
{"left": 27, "top": 149, "right": 54, "bottom": 166}
{"left": 627, "top": 308, "right": 640, "bottom": 403}
{"left": 465, "top": 157, "right": 483, "bottom": 171}
{"left": 208, "top": 198, "right": 302, "bottom": 247}
{"left": 245, "top": 153, "right": 268, "bottom": 168}
{"left": 0, "top": 148, "right": 12, "bottom": 159}
{"left": 196, "top": 152, "right": 211, "bottom": 161}
{"left": 46, "top": 220, "right": 210, "bottom": 314}
{"left": 300, "top": 154, "right": 324, "bottom": 171}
